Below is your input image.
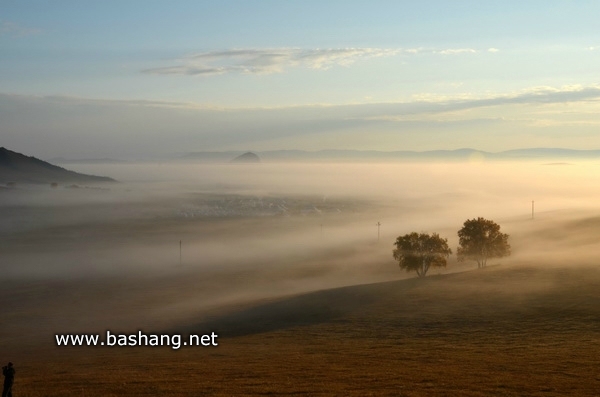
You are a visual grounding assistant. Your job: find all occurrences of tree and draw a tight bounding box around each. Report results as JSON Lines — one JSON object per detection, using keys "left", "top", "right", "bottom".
{"left": 457, "top": 217, "right": 510, "bottom": 268}
{"left": 393, "top": 232, "right": 452, "bottom": 277}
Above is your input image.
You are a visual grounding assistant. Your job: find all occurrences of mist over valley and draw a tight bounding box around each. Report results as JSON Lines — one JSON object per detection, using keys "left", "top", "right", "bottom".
{"left": 2, "top": 157, "right": 600, "bottom": 395}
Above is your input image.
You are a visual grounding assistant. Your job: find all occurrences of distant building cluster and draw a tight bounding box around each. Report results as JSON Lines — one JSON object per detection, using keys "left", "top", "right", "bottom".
{"left": 174, "top": 194, "right": 351, "bottom": 219}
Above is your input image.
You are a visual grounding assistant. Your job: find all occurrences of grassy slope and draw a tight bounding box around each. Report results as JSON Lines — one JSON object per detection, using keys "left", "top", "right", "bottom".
{"left": 5, "top": 262, "right": 600, "bottom": 396}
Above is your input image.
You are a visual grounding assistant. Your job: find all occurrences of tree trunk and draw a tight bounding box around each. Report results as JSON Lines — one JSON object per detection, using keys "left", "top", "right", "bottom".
{"left": 417, "top": 259, "right": 427, "bottom": 277}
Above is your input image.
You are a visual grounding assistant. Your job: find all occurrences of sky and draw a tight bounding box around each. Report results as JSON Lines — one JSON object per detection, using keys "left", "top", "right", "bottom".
{"left": 2, "top": 1, "right": 600, "bottom": 159}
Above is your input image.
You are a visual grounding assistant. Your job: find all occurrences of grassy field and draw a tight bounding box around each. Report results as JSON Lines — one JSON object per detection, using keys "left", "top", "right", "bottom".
{"left": 3, "top": 262, "right": 600, "bottom": 396}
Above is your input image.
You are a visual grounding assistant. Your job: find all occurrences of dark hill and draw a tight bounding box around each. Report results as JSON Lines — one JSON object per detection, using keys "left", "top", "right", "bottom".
{"left": 231, "top": 152, "right": 261, "bottom": 163}
{"left": 0, "top": 147, "right": 116, "bottom": 184}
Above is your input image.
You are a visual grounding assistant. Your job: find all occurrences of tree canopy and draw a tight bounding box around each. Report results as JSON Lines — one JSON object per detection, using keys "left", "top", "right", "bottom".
{"left": 393, "top": 232, "right": 452, "bottom": 277}
{"left": 457, "top": 217, "right": 510, "bottom": 268}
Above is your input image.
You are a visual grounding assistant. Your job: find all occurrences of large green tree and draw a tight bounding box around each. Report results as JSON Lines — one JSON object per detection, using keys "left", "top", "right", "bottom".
{"left": 393, "top": 232, "right": 452, "bottom": 277}
{"left": 457, "top": 217, "right": 510, "bottom": 268}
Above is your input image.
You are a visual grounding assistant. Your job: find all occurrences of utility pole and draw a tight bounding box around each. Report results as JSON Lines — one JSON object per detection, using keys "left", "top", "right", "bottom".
{"left": 532, "top": 200, "right": 534, "bottom": 220}
{"left": 179, "top": 240, "right": 182, "bottom": 266}
{"left": 376, "top": 222, "right": 381, "bottom": 242}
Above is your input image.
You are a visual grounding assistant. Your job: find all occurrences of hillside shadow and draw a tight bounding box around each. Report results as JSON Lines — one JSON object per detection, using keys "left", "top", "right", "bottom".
{"left": 163, "top": 263, "right": 600, "bottom": 339}
{"left": 163, "top": 278, "right": 421, "bottom": 337}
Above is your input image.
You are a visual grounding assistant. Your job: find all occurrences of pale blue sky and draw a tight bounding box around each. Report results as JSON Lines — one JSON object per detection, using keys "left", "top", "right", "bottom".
{"left": 2, "top": 1, "right": 600, "bottom": 158}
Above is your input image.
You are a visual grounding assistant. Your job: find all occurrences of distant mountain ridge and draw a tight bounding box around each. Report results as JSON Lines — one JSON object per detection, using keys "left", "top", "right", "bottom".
{"left": 181, "top": 148, "right": 600, "bottom": 162}
{"left": 231, "top": 152, "right": 261, "bottom": 163}
{"left": 0, "top": 147, "right": 116, "bottom": 184}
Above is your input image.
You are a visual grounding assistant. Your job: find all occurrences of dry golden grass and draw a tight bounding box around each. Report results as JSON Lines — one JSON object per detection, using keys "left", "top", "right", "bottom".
{"left": 4, "top": 263, "right": 600, "bottom": 396}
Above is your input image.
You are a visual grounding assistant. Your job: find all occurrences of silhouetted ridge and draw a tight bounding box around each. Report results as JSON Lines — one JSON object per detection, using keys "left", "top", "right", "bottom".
{"left": 0, "top": 147, "right": 116, "bottom": 184}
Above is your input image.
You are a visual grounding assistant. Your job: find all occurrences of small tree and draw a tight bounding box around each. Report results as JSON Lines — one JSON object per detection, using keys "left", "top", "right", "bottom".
{"left": 393, "top": 232, "right": 452, "bottom": 277}
{"left": 457, "top": 217, "right": 510, "bottom": 268}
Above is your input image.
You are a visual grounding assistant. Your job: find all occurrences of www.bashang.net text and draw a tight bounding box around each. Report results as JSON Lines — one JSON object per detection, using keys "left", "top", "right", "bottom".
{"left": 55, "top": 331, "right": 218, "bottom": 350}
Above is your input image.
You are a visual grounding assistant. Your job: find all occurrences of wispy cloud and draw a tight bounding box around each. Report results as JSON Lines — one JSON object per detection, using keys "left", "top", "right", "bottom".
{"left": 437, "top": 48, "right": 477, "bottom": 55}
{"left": 142, "top": 46, "right": 483, "bottom": 76}
{"left": 4, "top": 84, "right": 600, "bottom": 156}
{"left": 487, "top": 48, "right": 500, "bottom": 53}
{"left": 8, "top": 85, "right": 600, "bottom": 113}
{"left": 396, "top": 85, "right": 600, "bottom": 117}
{"left": 143, "top": 48, "right": 401, "bottom": 76}
{"left": 0, "top": 21, "right": 40, "bottom": 37}
{"left": 6, "top": 84, "right": 599, "bottom": 116}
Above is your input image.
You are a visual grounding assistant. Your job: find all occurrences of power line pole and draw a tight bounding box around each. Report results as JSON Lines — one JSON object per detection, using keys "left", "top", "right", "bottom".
{"left": 532, "top": 200, "right": 534, "bottom": 220}
{"left": 376, "top": 222, "right": 381, "bottom": 242}
{"left": 179, "top": 240, "right": 182, "bottom": 266}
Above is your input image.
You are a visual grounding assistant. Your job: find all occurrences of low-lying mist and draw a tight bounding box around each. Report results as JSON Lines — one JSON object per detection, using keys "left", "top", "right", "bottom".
{"left": 2, "top": 160, "right": 600, "bottom": 339}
